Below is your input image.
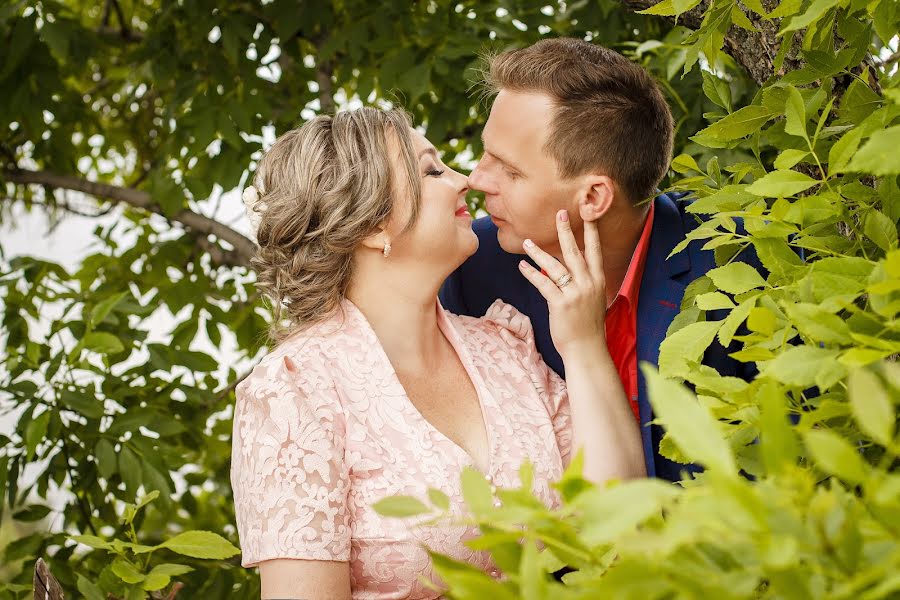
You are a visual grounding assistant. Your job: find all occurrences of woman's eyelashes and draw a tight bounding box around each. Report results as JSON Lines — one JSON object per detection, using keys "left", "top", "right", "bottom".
{"left": 425, "top": 166, "right": 445, "bottom": 177}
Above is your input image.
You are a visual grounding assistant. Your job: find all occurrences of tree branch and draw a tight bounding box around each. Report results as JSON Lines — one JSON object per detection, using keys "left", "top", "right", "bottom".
{"left": 620, "top": 0, "right": 803, "bottom": 86}
{"left": 4, "top": 169, "right": 255, "bottom": 269}
{"left": 316, "top": 61, "right": 335, "bottom": 114}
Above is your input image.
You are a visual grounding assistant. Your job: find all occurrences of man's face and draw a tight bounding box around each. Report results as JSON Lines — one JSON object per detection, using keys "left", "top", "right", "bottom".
{"left": 468, "top": 90, "right": 579, "bottom": 255}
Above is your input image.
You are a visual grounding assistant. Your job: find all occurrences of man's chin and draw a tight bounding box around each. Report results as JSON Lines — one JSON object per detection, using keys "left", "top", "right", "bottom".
{"left": 496, "top": 228, "right": 526, "bottom": 255}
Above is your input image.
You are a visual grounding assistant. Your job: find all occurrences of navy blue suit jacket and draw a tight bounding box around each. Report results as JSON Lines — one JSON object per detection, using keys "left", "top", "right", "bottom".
{"left": 440, "top": 192, "right": 758, "bottom": 482}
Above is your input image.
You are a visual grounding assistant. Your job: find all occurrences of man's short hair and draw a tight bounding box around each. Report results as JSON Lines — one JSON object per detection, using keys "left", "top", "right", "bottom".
{"left": 484, "top": 37, "right": 674, "bottom": 205}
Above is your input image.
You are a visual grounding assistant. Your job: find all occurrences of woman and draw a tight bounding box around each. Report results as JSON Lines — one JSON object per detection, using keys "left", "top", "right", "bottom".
{"left": 231, "top": 107, "right": 644, "bottom": 599}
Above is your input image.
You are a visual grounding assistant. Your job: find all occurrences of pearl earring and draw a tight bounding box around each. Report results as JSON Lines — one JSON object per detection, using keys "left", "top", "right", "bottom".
{"left": 383, "top": 241, "right": 391, "bottom": 257}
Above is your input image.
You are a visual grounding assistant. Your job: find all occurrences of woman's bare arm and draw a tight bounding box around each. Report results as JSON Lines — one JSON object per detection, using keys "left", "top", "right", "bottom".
{"left": 258, "top": 558, "right": 351, "bottom": 600}
{"left": 519, "top": 209, "right": 646, "bottom": 483}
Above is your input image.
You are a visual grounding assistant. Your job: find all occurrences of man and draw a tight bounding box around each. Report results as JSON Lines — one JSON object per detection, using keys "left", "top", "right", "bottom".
{"left": 440, "top": 37, "right": 756, "bottom": 482}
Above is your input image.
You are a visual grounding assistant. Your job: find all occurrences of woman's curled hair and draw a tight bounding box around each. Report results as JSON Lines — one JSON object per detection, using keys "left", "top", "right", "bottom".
{"left": 248, "top": 107, "right": 421, "bottom": 345}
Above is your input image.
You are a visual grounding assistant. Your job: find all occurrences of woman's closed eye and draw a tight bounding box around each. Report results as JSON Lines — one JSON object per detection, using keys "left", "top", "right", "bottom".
{"left": 425, "top": 167, "right": 445, "bottom": 177}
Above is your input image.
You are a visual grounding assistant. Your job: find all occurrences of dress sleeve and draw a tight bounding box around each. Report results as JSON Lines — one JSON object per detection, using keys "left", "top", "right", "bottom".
{"left": 482, "top": 300, "right": 573, "bottom": 468}
{"left": 230, "top": 353, "right": 351, "bottom": 567}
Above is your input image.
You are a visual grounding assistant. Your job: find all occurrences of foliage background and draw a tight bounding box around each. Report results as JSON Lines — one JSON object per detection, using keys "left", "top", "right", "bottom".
{"left": 0, "top": 0, "right": 898, "bottom": 598}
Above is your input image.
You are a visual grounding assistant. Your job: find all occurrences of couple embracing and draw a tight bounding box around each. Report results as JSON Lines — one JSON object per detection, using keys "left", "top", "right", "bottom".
{"left": 231, "top": 37, "right": 754, "bottom": 599}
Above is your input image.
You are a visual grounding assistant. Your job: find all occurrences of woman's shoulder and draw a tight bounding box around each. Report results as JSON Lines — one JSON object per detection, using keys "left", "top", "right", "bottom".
{"left": 443, "top": 299, "right": 536, "bottom": 347}
{"left": 236, "top": 308, "right": 357, "bottom": 400}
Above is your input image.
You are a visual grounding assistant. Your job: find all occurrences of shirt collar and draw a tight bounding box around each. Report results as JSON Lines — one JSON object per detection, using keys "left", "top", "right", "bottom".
{"left": 614, "top": 201, "right": 655, "bottom": 308}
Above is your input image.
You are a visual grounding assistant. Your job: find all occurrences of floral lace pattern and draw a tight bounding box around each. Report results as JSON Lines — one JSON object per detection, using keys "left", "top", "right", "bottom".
{"left": 231, "top": 299, "right": 571, "bottom": 599}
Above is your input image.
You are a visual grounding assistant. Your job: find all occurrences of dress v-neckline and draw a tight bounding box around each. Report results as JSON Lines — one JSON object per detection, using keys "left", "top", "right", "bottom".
{"left": 342, "top": 298, "right": 495, "bottom": 476}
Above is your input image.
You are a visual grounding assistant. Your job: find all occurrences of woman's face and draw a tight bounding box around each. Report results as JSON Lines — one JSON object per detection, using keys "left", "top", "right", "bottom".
{"left": 387, "top": 128, "right": 478, "bottom": 271}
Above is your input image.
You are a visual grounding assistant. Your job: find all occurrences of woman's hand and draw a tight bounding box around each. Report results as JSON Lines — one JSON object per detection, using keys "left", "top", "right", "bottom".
{"left": 518, "top": 209, "right": 607, "bottom": 357}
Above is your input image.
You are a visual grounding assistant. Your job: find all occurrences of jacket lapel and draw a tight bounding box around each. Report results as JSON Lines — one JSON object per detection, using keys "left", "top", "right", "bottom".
{"left": 636, "top": 194, "right": 691, "bottom": 477}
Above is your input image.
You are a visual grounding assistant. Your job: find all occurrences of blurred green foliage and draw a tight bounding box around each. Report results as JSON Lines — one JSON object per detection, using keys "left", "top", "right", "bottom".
{"left": 1, "top": 0, "right": 898, "bottom": 598}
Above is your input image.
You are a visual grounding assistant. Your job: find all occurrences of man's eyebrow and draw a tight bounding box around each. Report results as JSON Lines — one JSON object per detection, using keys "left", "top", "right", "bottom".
{"left": 481, "top": 135, "right": 524, "bottom": 173}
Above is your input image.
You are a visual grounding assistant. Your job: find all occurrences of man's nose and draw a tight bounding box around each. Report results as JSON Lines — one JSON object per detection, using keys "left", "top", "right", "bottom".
{"left": 468, "top": 161, "right": 496, "bottom": 195}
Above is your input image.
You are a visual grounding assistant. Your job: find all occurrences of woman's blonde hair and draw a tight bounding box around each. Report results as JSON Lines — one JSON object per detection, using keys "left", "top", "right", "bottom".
{"left": 249, "top": 107, "right": 421, "bottom": 345}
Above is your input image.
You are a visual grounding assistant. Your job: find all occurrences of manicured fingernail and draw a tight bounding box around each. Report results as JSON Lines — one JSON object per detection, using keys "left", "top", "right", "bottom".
{"left": 558, "top": 210, "right": 569, "bottom": 222}
{"left": 523, "top": 239, "right": 534, "bottom": 248}
{"left": 518, "top": 260, "right": 528, "bottom": 269}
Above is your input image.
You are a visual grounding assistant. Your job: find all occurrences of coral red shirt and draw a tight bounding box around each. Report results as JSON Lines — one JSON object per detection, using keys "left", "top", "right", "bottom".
{"left": 606, "top": 202, "right": 655, "bottom": 423}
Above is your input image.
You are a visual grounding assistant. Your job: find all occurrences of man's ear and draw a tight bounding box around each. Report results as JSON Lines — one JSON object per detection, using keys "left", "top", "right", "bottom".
{"left": 577, "top": 175, "right": 616, "bottom": 222}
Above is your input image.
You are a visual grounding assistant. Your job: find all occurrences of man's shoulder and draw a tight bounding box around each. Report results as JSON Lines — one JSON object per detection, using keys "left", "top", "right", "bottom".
{"left": 652, "top": 191, "right": 758, "bottom": 276}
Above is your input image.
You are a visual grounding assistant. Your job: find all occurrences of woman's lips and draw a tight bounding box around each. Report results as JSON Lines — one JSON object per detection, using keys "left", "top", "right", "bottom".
{"left": 455, "top": 206, "right": 470, "bottom": 217}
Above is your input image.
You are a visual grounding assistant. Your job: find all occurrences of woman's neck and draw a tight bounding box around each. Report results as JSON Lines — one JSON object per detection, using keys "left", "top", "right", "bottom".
{"left": 346, "top": 265, "right": 447, "bottom": 373}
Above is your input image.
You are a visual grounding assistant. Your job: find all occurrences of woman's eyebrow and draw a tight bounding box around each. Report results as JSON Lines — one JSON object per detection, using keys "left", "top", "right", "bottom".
{"left": 417, "top": 147, "right": 438, "bottom": 160}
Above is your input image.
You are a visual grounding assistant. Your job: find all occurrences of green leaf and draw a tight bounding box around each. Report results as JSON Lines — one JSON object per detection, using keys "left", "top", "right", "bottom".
{"left": 718, "top": 295, "right": 757, "bottom": 347}
{"left": 12, "top": 504, "right": 51, "bottom": 522}
{"left": 747, "top": 170, "right": 819, "bottom": 197}
{"left": 95, "top": 439, "right": 117, "bottom": 479}
{"left": 118, "top": 446, "right": 143, "bottom": 493}
{"left": 90, "top": 292, "right": 128, "bottom": 327}
{"left": 148, "top": 563, "right": 194, "bottom": 577}
{"left": 576, "top": 479, "right": 681, "bottom": 545}
{"left": 707, "top": 262, "right": 768, "bottom": 294}
{"left": 83, "top": 332, "right": 125, "bottom": 355}
{"left": 371, "top": 495, "right": 430, "bottom": 517}
{"left": 840, "top": 348, "right": 892, "bottom": 367}
{"left": 784, "top": 85, "right": 809, "bottom": 141}
{"left": 59, "top": 389, "right": 105, "bottom": 419}
{"left": 696, "top": 291, "right": 736, "bottom": 310}
{"left": 429, "top": 552, "right": 519, "bottom": 598}
{"left": 849, "top": 369, "right": 895, "bottom": 447}
{"left": 691, "top": 105, "right": 776, "bottom": 148}
{"left": 862, "top": 210, "right": 898, "bottom": 252}
{"left": 159, "top": 530, "right": 240, "bottom": 559}
{"left": 0, "top": 456, "right": 7, "bottom": 522}
{"left": 460, "top": 467, "right": 494, "bottom": 515}
{"left": 702, "top": 71, "right": 732, "bottom": 111}
{"left": 803, "top": 429, "right": 868, "bottom": 483}
{"left": 643, "top": 365, "right": 737, "bottom": 474}
{"left": 752, "top": 238, "right": 805, "bottom": 281}
{"left": 141, "top": 562, "right": 193, "bottom": 591}
{"left": 427, "top": 488, "right": 450, "bottom": 511}
{"left": 77, "top": 574, "right": 106, "bottom": 600}
{"left": 780, "top": 0, "right": 841, "bottom": 33}
{"left": 111, "top": 558, "right": 145, "bottom": 584}
{"left": 873, "top": 0, "right": 900, "bottom": 47}
{"left": 828, "top": 128, "right": 863, "bottom": 175}
{"left": 763, "top": 346, "right": 845, "bottom": 388}
{"left": 847, "top": 126, "right": 900, "bottom": 175}
{"left": 658, "top": 320, "right": 721, "bottom": 378}
{"left": 72, "top": 534, "right": 113, "bottom": 551}
{"left": 783, "top": 303, "right": 851, "bottom": 344}
{"left": 143, "top": 572, "right": 171, "bottom": 591}
{"left": 757, "top": 383, "right": 799, "bottom": 474}
{"left": 25, "top": 410, "right": 50, "bottom": 461}
{"left": 774, "top": 149, "right": 809, "bottom": 170}
{"left": 637, "top": 0, "right": 703, "bottom": 16}
{"left": 671, "top": 153, "right": 702, "bottom": 174}
{"left": 0, "top": 15, "right": 35, "bottom": 81}
{"left": 747, "top": 306, "right": 777, "bottom": 335}
{"left": 519, "top": 539, "right": 549, "bottom": 600}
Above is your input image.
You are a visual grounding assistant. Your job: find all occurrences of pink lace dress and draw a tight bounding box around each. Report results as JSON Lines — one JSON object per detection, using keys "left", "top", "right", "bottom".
{"left": 231, "top": 299, "right": 572, "bottom": 599}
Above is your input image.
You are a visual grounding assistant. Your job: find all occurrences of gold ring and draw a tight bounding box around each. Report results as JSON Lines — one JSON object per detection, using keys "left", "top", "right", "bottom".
{"left": 555, "top": 273, "right": 573, "bottom": 288}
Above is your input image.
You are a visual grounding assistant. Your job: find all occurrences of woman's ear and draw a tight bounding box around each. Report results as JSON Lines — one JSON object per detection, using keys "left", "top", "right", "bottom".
{"left": 360, "top": 226, "right": 389, "bottom": 252}
{"left": 577, "top": 175, "right": 616, "bottom": 222}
